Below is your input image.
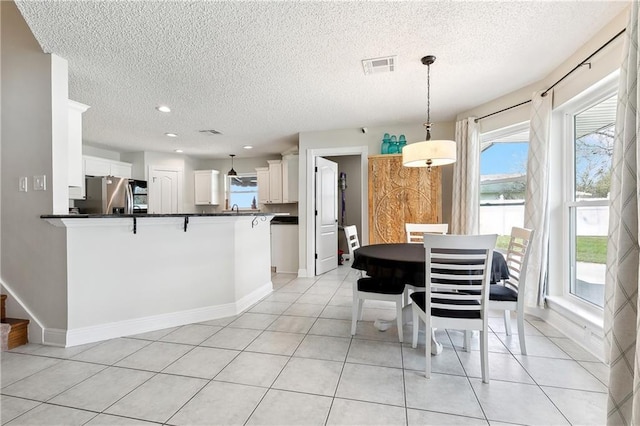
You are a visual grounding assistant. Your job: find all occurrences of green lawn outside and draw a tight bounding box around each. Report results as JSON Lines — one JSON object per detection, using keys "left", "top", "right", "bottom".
{"left": 495, "top": 235, "right": 607, "bottom": 264}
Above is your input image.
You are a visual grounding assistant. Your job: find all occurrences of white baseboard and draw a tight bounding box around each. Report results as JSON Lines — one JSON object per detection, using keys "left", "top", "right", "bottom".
{"left": 43, "top": 328, "right": 68, "bottom": 347}
{"left": 530, "top": 300, "right": 606, "bottom": 362}
{"left": 61, "top": 282, "right": 273, "bottom": 347}
{"left": 235, "top": 282, "right": 273, "bottom": 313}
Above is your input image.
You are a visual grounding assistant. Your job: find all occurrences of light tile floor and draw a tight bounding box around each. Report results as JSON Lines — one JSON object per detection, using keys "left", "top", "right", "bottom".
{"left": 1, "top": 264, "right": 609, "bottom": 425}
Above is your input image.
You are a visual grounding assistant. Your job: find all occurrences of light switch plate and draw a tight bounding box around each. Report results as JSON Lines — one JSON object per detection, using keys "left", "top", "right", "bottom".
{"left": 33, "top": 175, "right": 46, "bottom": 191}
{"left": 19, "top": 176, "right": 28, "bottom": 192}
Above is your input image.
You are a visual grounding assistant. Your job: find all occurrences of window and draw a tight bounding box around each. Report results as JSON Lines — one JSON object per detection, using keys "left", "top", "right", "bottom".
{"left": 479, "top": 123, "right": 529, "bottom": 251}
{"left": 566, "top": 94, "right": 616, "bottom": 308}
{"left": 226, "top": 174, "right": 258, "bottom": 209}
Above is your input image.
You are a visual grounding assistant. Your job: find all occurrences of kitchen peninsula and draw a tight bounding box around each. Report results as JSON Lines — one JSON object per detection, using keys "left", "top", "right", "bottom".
{"left": 41, "top": 213, "right": 274, "bottom": 347}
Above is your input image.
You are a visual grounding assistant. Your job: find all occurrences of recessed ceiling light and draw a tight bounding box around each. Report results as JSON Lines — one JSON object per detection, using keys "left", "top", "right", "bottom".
{"left": 165, "top": 132, "right": 178, "bottom": 137}
{"left": 174, "top": 149, "right": 183, "bottom": 153}
{"left": 243, "top": 145, "right": 253, "bottom": 150}
{"left": 156, "top": 105, "right": 171, "bottom": 113}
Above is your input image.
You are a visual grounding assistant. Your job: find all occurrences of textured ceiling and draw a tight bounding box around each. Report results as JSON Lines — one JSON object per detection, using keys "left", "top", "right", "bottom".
{"left": 15, "top": 0, "right": 627, "bottom": 159}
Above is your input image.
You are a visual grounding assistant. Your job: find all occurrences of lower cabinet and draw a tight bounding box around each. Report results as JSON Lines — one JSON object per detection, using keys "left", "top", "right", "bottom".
{"left": 271, "top": 224, "right": 299, "bottom": 274}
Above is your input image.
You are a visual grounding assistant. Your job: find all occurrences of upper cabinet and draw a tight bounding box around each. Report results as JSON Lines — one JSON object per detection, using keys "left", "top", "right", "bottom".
{"left": 84, "top": 155, "right": 132, "bottom": 178}
{"left": 268, "top": 160, "right": 283, "bottom": 203}
{"left": 68, "top": 100, "right": 90, "bottom": 200}
{"left": 256, "top": 167, "right": 270, "bottom": 204}
{"left": 194, "top": 170, "right": 220, "bottom": 205}
{"left": 256, "top": 154, "right": 298, "bottom": 204}
{"left": 282, "top": 154, "right": 299, "bottom": 203}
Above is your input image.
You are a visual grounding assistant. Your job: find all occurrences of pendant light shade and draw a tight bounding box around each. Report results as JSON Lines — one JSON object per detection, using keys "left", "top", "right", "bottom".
{"left": 402, "top": 139, "right": 457, "bottom": 168}
{"left": 228, "top": 154, "right": 237, "bottom": 176}
{"left": 402, "top": 55, "right": 457, "bottom": 171}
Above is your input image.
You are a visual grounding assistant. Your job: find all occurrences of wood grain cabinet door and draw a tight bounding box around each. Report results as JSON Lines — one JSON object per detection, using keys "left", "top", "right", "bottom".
{"left": 368, "top": 154, "right": 441, "bottom": 244}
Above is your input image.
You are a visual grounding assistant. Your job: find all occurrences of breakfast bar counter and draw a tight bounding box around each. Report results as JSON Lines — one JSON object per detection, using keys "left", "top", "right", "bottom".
{"left": 42, "top": 213, "right": 274, "bottom": 347}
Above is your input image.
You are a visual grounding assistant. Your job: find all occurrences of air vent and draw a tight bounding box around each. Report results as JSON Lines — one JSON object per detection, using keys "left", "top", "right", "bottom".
{"left": 362, "top": 56, "right": 396, "bottom": 75}
{"left": 199, "top": 129, "right": 223, "bottom": 135}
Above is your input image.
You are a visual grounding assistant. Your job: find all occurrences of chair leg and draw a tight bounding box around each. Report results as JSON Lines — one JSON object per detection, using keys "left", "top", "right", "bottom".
{"left": 517, "top": 311, "right": 527, "bottom": 355}
{"left": 464, "top": 330, "right": 471, "bottom": 352}
{"left": 403, "top": 290, "right": 409, "bottom": 307}
{"left": 425, "top": 318, "right": 431, "bottom": 379}
{"left": 396, "top": 298, "right": 403, "bottom": 343}
{"left": 412, "top": 305, "right": 419, "bottom": 349}
{"left": 480, "top": 329, "right": 489, "bottom": 384}
{"left": 504, "top": 310, "right": 512, "bottom": 335}
{"left": 351, "top": 296, "right": 358, "bottom": 336}
{"left": 357, "top": 299, "right": 364, "bottom": 321}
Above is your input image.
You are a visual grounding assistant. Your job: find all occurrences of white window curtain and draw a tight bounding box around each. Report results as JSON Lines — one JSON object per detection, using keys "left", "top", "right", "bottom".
{"left": 604, "top": 4, "right": 640, "bottom": 424}
{"left": 451, "top": 117, "right": 479, "bottom": 235}
{"left": 523, "top": 90, "right": 553, "bottom": 309}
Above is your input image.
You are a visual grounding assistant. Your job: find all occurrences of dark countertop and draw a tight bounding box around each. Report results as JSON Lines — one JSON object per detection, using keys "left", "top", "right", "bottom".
{"left": 271, "top": 216, "right": 298, "bottom": 225}
{"left": 41, "top": 212, "right": 274, "bottom": 219}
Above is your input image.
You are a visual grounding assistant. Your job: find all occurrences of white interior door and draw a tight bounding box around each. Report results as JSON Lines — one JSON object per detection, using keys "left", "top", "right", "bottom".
{"left": 315, "top": 157, "right": 338, "bottom": 275}
{"left": 149, "top": 168, "right": 179, "bottom": 214}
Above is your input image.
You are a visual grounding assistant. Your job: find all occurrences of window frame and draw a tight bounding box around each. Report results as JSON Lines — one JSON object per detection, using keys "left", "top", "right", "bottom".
{"left": 225, "top": 172, "right": 258, "bottom": 210}
{"left": 551, "top": 71, "right": 619, "bottom": 319}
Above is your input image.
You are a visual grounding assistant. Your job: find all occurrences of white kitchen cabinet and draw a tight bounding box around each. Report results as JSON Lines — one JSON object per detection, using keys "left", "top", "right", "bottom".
{"left": 271, "top": 224, "right": 299, "bottom": 273}
{"left": 268, "top": 160, "right": 283, "bottom": 203}
{"left": 84, "top": 155, "right": 132, "bottom": 178}
{"left": 282, "top": 154, "right": 298, "bottom": 203}
{"left": 256, "top": 167, "right": 270, "bottom": 204}
{"left": 257, "top": 156, "right": 298, "bottom": 205}
{"left": 68, "top": 100, "right": 90, "bottom": 200}
{"left": 194, "top": 170, "right": 220, "bottom": 205}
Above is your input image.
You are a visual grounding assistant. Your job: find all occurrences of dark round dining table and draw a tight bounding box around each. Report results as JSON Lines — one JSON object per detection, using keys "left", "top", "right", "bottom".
{"left": 351, "top": 243, "right": 509, "bottom": 286}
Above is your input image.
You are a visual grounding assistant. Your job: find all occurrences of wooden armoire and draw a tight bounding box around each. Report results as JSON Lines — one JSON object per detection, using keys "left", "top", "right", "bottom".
{"left": 368, "top": 154, "right": 442, "bottom": 244}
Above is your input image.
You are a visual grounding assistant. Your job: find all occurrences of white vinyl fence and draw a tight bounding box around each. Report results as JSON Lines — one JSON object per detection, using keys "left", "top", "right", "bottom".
{"left": 479, "top": 202, "right": 609, "bottom": 236}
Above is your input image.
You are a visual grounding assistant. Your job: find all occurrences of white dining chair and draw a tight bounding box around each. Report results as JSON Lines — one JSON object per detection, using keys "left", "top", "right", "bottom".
{"left": 351, "top": 276, "right": 405, "bottom": 343}
{"left": 405, "top": 223, "right": 449, "bottom": 244}
{"left": 343, "top": 225, "right": 360, "bottom": 262}
{"left": 403, "top": 223, "right": 450, "bottom": 305}
{"left": 411, "top": 233, "right": 497, "bottom": 383}
{"left": 489, "top": 226, "right": 534, "bottom": 355}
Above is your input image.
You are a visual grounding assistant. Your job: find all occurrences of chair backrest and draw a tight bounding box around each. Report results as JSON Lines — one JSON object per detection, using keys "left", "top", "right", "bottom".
{"left": 406, "top": 223, "right": 449, "bottom": 243}
{"left": 344, "top": 225, "right": 361, "bottom": 257}
{"left": 503, "top": 227, "right": 534, "bottom": 298}
{"left": 424, "top": 234, "right": 497, "bottom": 320}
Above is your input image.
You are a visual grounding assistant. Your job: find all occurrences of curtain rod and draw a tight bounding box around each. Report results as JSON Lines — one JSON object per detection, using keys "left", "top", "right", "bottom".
{"left": 475, "top": 28, "right": 626, "bottom": 123}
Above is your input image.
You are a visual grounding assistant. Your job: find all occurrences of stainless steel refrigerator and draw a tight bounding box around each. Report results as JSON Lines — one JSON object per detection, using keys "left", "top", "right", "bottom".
{"left": 76, "top": 176, "right": 135, "bottom": 214}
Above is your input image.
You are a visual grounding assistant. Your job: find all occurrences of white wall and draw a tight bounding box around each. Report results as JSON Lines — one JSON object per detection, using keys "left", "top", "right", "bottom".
{"left": 1, "top": 1, "right": 69, "bottom": 339}
{"left": 85, "top": 145, "right": 122, "bottom": 161}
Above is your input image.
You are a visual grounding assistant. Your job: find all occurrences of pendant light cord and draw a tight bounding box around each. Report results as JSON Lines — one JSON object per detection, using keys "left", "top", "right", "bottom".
{"left": 426, "top": 63, "right": 432, "bottom": 141}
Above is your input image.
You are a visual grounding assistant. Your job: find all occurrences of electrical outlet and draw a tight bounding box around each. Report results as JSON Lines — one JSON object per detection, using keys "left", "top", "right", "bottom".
{"left": 33, "top": 175, "right": 46, "bottom": 191}
{"left": 19, "top": 176, "right": 28, "bottom": 192}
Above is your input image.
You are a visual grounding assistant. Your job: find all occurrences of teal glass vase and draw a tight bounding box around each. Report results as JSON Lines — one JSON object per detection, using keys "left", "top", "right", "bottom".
{"left": 388, "top": 135, "right": 399, "bottom": 154}
{"left": 381, "top": 133, "right": 391, "bottom": 154}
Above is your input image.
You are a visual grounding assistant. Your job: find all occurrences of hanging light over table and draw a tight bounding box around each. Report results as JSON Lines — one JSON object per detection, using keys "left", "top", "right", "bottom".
{"left": 402, "top": 55, "right": 456, "bottom": 171}
{"left": 227, "top": 154, "right": 237, "bottom": 176}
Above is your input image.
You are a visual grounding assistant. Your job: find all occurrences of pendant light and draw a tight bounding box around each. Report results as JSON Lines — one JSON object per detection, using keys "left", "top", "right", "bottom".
{"left": 402, "top": 55, "right": 456, "bottom": 171}
{"left": 227, "top": 154, "right": 237, "bottom": 176}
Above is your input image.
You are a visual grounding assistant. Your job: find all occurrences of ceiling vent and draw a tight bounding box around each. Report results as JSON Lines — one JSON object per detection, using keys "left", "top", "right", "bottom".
{"left": 199, "top": 129, "right": 223, "bottom": 135}
{"left": 362, "top": 56, "right": 396, "bottom": 75}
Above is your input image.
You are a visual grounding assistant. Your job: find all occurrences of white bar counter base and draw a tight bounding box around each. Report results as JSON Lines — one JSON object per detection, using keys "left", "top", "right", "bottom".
{"left": 44, "top": 214, "right": 274, "bottom": 347}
